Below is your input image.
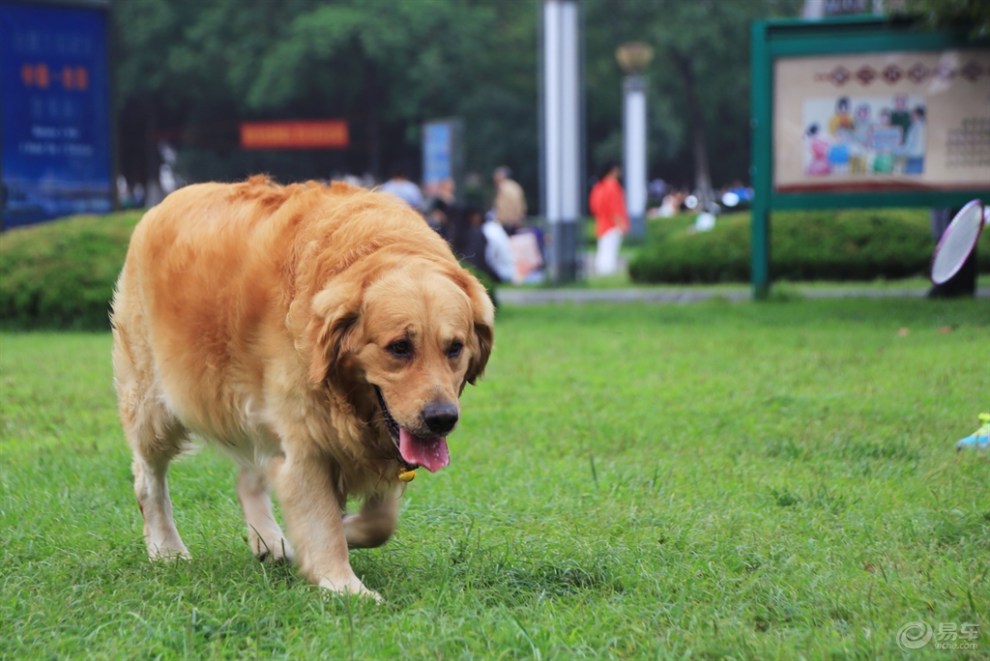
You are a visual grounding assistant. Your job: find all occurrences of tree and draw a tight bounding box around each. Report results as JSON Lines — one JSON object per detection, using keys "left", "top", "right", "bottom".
{"left": 113, "top": 0, "right": 539, "bottom": 199}
{"left": 900, "top": 0, "right": 990, "bottom": 37}
{"left": 583, "top": 0, "right": 802, "bottom": 204}
{"left": 113, "top": 0, "right": 803, "bottom": 212}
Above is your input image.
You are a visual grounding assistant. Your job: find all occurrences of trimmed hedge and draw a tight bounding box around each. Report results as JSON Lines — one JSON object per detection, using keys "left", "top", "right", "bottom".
{"left": 629, "top": 208, "right": 990, "bottom": 284}
{"left": 0, "top": 212, "right": 142, "bottom": 329}
{"left": 2, "top": 207, "right": 987, "bottom": 329}
{"left": 0, "top": 210, "right": 500, "bottom": 330}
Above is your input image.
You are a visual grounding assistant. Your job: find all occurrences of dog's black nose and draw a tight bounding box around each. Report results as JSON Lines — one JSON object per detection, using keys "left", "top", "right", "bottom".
{"left": 423, "top": 402, "right": 459, "bottom": 435}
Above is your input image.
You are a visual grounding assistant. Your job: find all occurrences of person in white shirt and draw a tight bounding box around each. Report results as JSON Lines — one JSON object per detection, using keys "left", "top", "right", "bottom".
{"left": 481, "top": 211, "right": 516, "bottom": 283}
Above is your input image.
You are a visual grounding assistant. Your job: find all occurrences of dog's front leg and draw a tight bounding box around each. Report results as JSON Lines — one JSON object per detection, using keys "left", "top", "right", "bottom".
{"left": 273, "top": 452, "right": 381, "bottom": 601}
{"left": 344, "top": 489, "right": 400, "bottom": 549}
{"left": 237, "top": 464, "right": 294, "bottom": 563}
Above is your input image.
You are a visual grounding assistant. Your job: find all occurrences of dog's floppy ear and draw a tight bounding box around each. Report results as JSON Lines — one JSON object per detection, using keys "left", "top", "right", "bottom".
{"left": 308, "top": 285, "right": 361, "bottom": 386}
{"left": 465, "top": 277, "right": 495, "bottom": 385}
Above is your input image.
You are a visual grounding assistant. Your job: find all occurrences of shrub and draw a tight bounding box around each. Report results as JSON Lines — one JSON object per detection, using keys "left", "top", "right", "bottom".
{"left": 0, "top": 210, "right": 500, "bottom": 330}
{"left": 0, "top": 212, "right": 142, "bottom": 329}
{"left": 3, "top": 207, "right": 987, "bottom": 329}
{"left": 629, "top": 208, "right": 990, "bottom": 284}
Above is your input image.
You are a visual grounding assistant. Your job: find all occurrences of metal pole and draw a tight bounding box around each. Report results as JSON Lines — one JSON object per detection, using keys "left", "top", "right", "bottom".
{"left": 623, "top": 74, "right": 647, "bottom": 239}
{"left": 750, "top": 21, "right": 771, "bottom": 299}
{"left": 541, "top": 0, "right": 582, "bottom": 283}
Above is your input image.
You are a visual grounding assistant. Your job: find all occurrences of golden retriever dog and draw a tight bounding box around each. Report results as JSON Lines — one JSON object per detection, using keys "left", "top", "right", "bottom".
{"left": 111, "top": 176, "right": 494, "bottom": 600}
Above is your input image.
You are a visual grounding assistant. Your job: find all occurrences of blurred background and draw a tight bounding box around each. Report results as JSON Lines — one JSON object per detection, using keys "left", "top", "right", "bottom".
{"left": 1, "top": 0, "right": 988, "bottom": 329}
{"left": 112, "top": 0, "right": 799, "bottom": 207}
{"left": 9, "top": 0, "right": 981, "bottom": 221}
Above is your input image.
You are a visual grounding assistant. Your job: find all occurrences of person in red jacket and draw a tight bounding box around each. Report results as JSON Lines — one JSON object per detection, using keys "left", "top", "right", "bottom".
{"left": 589, "top": 161, "right": 630, "bottom": 276}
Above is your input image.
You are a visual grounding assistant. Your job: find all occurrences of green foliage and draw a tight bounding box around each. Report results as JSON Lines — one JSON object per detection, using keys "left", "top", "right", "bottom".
{"left": 0, "top": 213, "right": 142, "bottom": 330}
{"left": 629, "top": 208, "right": 990, "bottom": 283}
{"left": 114, "top": 0, "right": 538, "bottom": 193}
{"left": 583, "top": 0, "right": 804, "bottom": 187}
{"left": 113, "top": 0, "right": 990, "bottom": 212}
{"left": 112, "top": 0, "right": 807, "bottom": 200}
{"left": 901, "top": 0, "right": 990, "bottom": 37}
{"left": 3, "top": 207, "right": 987, "bottom": 329}
{"left": 2, "top": 299, "right": 988, "bottom": 657}
{"left": 0, "top": 210, "right": 497, "bottom": 330}
{"left": 460, "top": 262, "right": 500, "bottom": 309}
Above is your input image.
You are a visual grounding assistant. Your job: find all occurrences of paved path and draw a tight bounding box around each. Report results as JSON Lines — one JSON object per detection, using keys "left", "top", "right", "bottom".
{"left": 497, "top": 286, "right": 990, "bottom": 305}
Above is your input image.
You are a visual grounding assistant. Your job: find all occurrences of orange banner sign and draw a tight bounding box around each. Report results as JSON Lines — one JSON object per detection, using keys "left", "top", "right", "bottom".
{"left": 240, "top": 120, "right": 349, "bottom": 149}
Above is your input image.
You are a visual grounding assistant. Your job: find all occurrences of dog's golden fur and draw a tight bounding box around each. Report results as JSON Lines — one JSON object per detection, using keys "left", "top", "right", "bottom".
{"left": 111, "top": 176, "right": 494, "bottom": 599}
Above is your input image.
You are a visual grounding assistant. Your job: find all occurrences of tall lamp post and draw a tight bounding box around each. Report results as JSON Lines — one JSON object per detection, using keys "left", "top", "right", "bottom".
{"left": 616, "top": 42, "right": 653, "bottom": 240}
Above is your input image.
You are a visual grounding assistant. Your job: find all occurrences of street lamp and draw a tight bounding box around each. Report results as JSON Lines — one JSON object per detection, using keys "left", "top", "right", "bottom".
{"left": 615, "top": 41, "right": 653, "bottom": 240}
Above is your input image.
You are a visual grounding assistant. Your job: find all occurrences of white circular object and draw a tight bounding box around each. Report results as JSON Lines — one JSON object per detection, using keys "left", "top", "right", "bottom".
{"left": 931, "top": 200, "right": 986, "bottom": 285}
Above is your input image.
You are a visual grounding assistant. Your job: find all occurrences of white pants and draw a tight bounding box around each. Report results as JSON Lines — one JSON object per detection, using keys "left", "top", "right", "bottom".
{"left": 595, "top": 228, "right": 623, "bottom": 276}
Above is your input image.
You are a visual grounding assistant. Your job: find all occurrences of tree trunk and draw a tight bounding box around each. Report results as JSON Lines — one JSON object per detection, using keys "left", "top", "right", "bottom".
{"left": 671, "top": 50, "right": 715, "bottom": 210}
{"left": 363, "top": 62, "right": 382, "bottom": 179}
{"left": 367, "top": 111, "right": 381, "bottom": 179}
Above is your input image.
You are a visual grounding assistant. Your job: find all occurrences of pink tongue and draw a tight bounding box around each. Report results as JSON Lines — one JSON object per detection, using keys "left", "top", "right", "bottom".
{"left": 399, "top": 428, "right": 450, "bottom": 473}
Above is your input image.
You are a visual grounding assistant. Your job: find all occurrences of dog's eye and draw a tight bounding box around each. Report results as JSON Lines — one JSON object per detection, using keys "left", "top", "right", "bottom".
{"left": 446, "top": 341, "right": 464, "bottom": 359}
{"left": 386, "top": 339, "right": 413, "bottom": 359}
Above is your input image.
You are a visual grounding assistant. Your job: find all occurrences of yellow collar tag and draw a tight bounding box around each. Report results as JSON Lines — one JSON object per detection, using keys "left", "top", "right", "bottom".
{"left": 398, "top": 468, "right": 417, "bottom": 482}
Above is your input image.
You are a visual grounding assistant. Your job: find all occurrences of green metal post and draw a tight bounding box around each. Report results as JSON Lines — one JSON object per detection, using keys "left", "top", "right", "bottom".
{"left": 750, "top": 21, "right": 772, "bottom": 300}
{"left": 751, "top": 206, "right": 770, "bottom": 299}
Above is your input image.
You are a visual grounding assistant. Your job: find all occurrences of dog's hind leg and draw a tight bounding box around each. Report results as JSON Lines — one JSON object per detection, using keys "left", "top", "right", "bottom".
{"left": 133, "top": 459, "right": 188, "bottom": 560}
{"left": 128, "top": 419, "right": 191, "bottom": 561}
{"left": 114, "top": 334, "right": 191, "bottom": 560}
{"left": 237, "top": 464, "right": 294, "bottom": 562}
{"left": 343, "top": 490, "right": 400, "bottom": 549}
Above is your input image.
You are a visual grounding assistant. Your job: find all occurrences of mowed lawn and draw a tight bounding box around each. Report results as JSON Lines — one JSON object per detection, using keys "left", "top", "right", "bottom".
{"left": 1, "top": 298, "right": 987, "bottom": 658}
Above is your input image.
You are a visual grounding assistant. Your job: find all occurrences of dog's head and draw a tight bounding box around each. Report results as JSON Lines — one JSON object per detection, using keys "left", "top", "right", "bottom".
{"left": 308, "top": 257, "right": 494, "bottom": 473}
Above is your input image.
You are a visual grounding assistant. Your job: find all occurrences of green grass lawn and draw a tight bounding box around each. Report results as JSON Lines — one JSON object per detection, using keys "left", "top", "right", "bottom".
{"left": 1, "top": 299, "right": 988, "bottom": 658}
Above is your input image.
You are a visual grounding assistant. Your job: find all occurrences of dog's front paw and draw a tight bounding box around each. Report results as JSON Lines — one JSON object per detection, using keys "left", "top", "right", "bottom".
{"left": 317, "top": 576, "right": 383, "bottom": 603}
{"left": 147, "top": 544, "right": 191, "bottom": 562}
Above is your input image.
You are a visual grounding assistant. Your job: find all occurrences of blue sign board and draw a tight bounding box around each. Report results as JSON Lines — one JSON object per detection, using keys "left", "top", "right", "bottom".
{"left": 423, "top": 121, "right": 452, "bottom": 184}
{"left": 1, "top": 1, "right": 112, "bottom": 229}
{"left": 421, "top": 118, "right": 462, "bottom": 201}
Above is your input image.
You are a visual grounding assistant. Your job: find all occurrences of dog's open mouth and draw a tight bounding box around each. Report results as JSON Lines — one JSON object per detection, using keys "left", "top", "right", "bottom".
{"left": 374, "top": 387, "right": 450, "bottom": 473}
